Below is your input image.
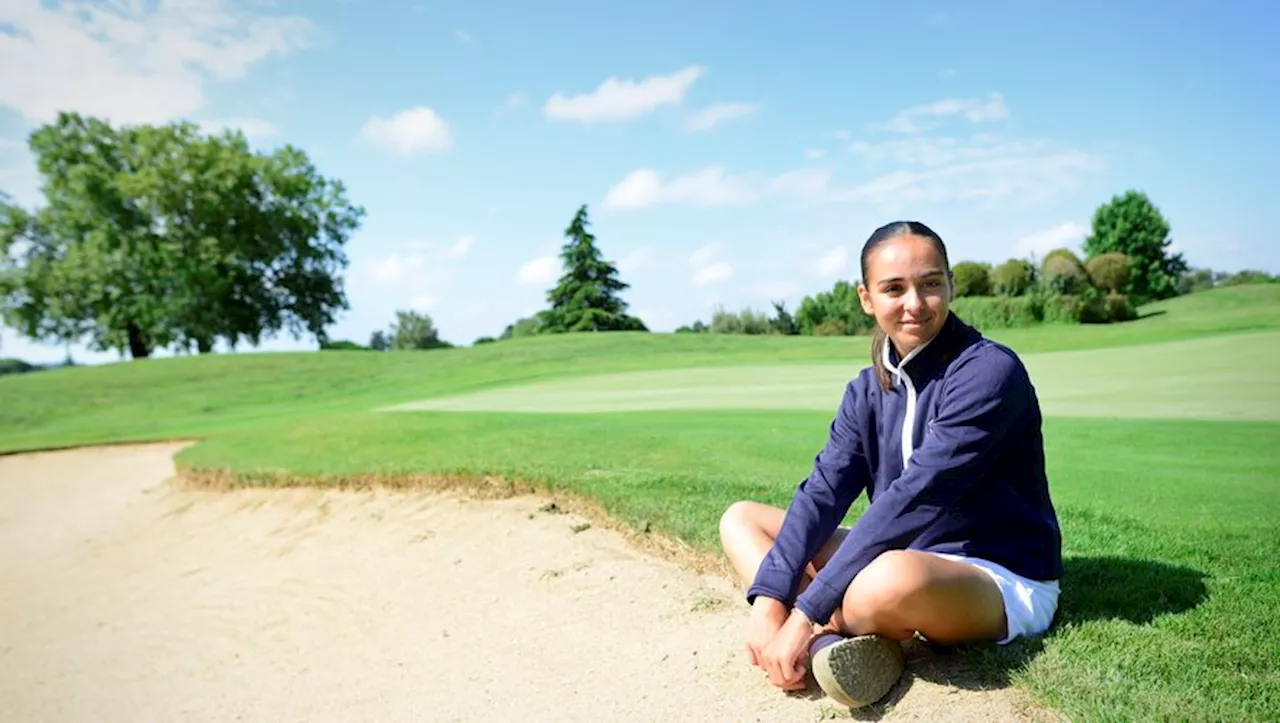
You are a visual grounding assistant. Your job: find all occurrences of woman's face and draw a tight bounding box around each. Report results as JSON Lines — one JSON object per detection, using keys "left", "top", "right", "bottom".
{"left": 857, "top": 234, "right": 953, "bottom": 357}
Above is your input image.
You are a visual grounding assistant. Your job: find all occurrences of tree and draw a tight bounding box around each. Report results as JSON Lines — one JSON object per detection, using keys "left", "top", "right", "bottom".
{"left": 389, "top": 309, "right": 449, "bottom": 350}
{"left": 1083, "top": 190, "right": 1187, "bottom": 301}
{"left": 769, "top": 300, "right": 798, "bottom": 335}
{"left": 368, "top": 330, "right": 390, "bottom": 351}
{"left": 795, "top": 280, "right": 872, "bottom": 335}
{"left": 951, "top": 261, "right": 992, "bottom": 297}
{"left": 991, "top": 258, "right": 1034, "bottom": 297}
{"left": 0, "top": 112, "right": 363, "bottom": 359}
{"left": 1041, "top": 248, "right": 1090, "bottom": 294}
{"left": 1085, "top": 252, "right": 1130, "bottom": 294}
{"left": 542, "top": 205, "right": 646, "bottom": 333}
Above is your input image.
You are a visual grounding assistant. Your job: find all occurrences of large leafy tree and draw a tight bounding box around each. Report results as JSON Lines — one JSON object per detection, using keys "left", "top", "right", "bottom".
{"left": 1082, "top": 190, "right": 1187, "bottom": 301}
{"left": 543, "top": 205, "right": 646, "bottom": 333}
{"left": 0, "top": 112, "right": 364, "bottom": 358}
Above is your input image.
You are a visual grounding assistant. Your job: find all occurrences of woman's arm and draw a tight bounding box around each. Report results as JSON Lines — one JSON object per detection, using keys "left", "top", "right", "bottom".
{"left": 746, "top": 378, "right": 872, "bottom": 608}
{"left": 792, "top": 347, "right": 1031, "bottom": 625}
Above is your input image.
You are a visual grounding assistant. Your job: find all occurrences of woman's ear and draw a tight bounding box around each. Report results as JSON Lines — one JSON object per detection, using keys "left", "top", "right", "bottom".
{"left": 857, "top": 283, "right": 875, "bottom": 315}
{"left": 947, "top": 271, "right": 956, "bottom": 302}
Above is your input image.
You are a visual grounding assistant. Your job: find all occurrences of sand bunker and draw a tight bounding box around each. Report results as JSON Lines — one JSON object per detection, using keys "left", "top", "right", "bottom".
{"left": 0, "top": 443, "right": 1049, "bottom": 721}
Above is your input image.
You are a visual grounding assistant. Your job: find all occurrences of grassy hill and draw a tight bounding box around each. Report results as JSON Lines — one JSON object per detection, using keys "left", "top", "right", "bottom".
{"left": 2, "top": 283, "right": 1278, "bottom": 720}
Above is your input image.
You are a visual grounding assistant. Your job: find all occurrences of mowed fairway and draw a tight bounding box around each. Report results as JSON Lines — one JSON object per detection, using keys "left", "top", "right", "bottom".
{"left": 383, "top": 330, "right": 1280, "bottom": 422}
{"left": 2, "top": 285, "right": 1279, "bottom": 721}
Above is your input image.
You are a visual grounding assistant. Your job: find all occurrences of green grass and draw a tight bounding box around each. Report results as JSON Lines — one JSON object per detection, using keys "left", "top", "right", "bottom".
{"left": 385, "top": 330, "right": 1280, "bottom": 422}
{"left": 2, "top": 283, "right": 1279, "bottom": 720}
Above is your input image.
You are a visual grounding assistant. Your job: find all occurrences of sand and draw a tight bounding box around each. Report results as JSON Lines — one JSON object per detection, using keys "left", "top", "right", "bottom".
{"left": 0, "top": 442, "right": 1050, "bottom": 722}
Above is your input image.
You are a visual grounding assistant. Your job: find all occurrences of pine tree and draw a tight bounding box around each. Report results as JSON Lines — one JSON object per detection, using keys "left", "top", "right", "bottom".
{"left": 543, "top": 205, "right": 647, "bottom": 333}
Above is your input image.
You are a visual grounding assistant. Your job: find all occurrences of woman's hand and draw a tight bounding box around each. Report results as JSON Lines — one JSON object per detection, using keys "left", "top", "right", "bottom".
{"left": 745, "top": 596, "right": 789, "bottom": 669}
{"left": 758, "top": 608, "right": 814, "bottom": 691}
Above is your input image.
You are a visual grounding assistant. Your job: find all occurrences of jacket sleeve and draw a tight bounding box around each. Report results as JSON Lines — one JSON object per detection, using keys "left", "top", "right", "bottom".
{"left": 746, "top": 378, "right": 872, "bottom": 608}
{"left": 791, "top": 348, "right": 1030, "bottom": 625}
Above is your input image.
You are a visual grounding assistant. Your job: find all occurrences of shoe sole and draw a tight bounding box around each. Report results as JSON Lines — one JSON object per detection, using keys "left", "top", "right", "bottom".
{"left": 811, "top": 634, "right": 904, "bottom": 709}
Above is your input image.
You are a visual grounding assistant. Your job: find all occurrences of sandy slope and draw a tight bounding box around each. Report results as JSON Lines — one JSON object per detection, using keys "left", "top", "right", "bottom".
{"left": 0, "top": 443, "right": 1045, "bottom": 722}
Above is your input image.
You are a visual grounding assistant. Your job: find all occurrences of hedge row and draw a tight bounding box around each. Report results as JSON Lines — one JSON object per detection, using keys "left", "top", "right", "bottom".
{"left": 951, "top": 292, "right": 1137, "bottom": 331}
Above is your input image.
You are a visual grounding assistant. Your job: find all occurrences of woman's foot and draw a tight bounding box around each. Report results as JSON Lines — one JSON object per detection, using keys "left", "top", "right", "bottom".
{"left": 809, "top": 633, "right": 904, "bottom": 709}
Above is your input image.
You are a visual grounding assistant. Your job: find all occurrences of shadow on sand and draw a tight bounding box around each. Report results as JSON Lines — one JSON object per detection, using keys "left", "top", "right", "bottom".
{"left": 846, "top": 555, "right": 1208, "bottom": 720}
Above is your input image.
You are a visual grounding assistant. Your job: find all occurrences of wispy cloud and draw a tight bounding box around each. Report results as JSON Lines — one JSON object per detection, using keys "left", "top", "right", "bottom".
{"left": 1015, "top": 221, "right": 1089, "bottom": 259}
{"left": 602, "top": 165, "right": 830, "bottom": 210}
{"left": 0, "top": 0, "right": 315, "bottom": 125}
{"left": 516, "top": 256, "right": 560, "bottom": 285}
{"left": 543, "top": 65, "right": 704, "bottom": 123}
{"left": 358, "top": 107, "right": 452, "bottom": 156}
{"left": 617, "top": 246, "right": 655, "bottom": 273}
{"left": 683, "top": 101, "right": 759, "bottom": 132}
{"left": 454, "top": 29, "right": 473, "bottom": 43}
{"left": 875, "top": 93, "right": 1008, "bottom": 134}
{"left": 813, "top": 246, "right": 850, "bottom": 278}
{"left": 688, "top": 244, "right": 733, "bottom": 286}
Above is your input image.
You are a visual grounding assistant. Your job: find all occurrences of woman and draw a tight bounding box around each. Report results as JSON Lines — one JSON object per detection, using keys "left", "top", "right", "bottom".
{"left": 719, "top": 221, "right": 1063, "bottom": 709}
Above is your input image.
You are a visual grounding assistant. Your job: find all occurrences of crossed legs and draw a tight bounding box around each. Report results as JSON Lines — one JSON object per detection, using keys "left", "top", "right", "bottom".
{"left": 719, "top": 500, "right": 1007, "bottom": 646}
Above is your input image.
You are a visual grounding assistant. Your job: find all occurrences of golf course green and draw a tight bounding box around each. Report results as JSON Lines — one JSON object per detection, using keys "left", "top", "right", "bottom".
{"left": 2, "top": 283, "right": 1278, "bottom": 721}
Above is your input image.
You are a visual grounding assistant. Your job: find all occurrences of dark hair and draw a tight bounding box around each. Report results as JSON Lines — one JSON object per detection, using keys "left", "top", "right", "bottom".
{"left": 860, "top": 221, "right": 951, "bottom": 391}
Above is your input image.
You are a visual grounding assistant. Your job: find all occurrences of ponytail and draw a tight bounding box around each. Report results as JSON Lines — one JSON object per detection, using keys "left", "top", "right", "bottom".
{"left": 870, "top": 325, "right": 893, "bottom": 392}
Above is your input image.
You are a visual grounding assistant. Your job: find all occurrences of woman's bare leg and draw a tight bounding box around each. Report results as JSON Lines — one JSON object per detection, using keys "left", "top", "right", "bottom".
{"left": 837, "top": 550, "right": 1007, "bottom": 645}
{"left": 718, "top": 500, "right": 846, "bottom": 598}
{"left": 718, "top": 500, "right": 1007, "bottom": 646}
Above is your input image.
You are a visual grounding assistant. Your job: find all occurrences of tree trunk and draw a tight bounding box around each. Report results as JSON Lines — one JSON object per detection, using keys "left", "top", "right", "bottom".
{"left": 127, "top": 322, "right": 151, "bottom": 359}
{"left": 197, "top": 337, "right": 213, "bottom": 354}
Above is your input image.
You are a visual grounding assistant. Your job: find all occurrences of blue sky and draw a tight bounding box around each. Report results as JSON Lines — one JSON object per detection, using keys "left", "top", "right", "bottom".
{"left": 2, "top": 0, "right": 1277, "bottom": 363}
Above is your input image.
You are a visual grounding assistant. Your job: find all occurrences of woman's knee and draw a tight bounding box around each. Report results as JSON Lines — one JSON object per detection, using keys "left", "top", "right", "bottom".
{"left": 718, "top": 500, "right": 758, "bottom": 545}
{"left": 839, "top": 551, "right": 928, "bottom": 632}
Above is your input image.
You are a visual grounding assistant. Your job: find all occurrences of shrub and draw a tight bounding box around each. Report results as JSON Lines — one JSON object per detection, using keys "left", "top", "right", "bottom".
{"left": 473, "top": 336, "right": 497, "bottom": 345}
{"left": 319, "top": 339, "right": 366, "bottom": 351}
{"left": 951, "top": 261, "right": 992, "bottom": 297}
{"left": 710, "top": 306, "right": 771, "bottom": 335}
{"left": 1042, "top": 248, "right": 1090, "bottom": 294}
{"left": 1103, "top": 293, "right": 1137, "bottom": 322}
{"left": 951, "top": 297, "right": 1040, "bottom": 331}
{"left": 0, "top": 358, "right": 38, "bottom": 376}
{"left": 1086, "top": 252, "right": 1131, "bottom": 293}
{"left": 813, "top": 319, "right": 850, "bottom": 336}
{"left": 991, "top": 259, "right": 1035, "bottom": 297}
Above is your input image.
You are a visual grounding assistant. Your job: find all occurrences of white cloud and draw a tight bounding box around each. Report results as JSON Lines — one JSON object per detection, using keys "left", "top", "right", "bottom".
{"left": 543, "top": 65, "right": 704, "bottom": 123}
{"left": 359, "top": 107, "right": 452, "bottom": 156}
{"left": 692, "top": 261, "right": 733, "bottom": 286}
{"left": 617, "top": 246, "right": 654, "bottom": 273}
{"left": 370, "top": 252, "right": 426, "bottom": 283}
{"left": 683, "top": 101, "right": 759, "bottom": 132}
{"left": 939, "top": 68, "right": 958, "bottom": 79}
{"left": 1016, "top": 222, "right": 1089, "bottom": 259}
{"left": 454, "top": 29, "right": 473, "bottom": 43}
{"left": 446, "top": 234, "right": 474, "bottom": 259}
{"left": 517, "top": 256, "right": 560, "bottom": 285}
{"left": 838, "top": 135, "right": 1105, "bottom": 206}
{"left": 689, "top": 244, "right": 720, "bottom": 268}
{"left": 199, "top": 117, "right": 277, "bottom": 140}
{"left": 814, "top": 246, "right": 849, "bottom": 278}
{"left": 805, "top": 148, "right": 827, "bottom": 160}
{"left": 505, "top": 92, "right": 528, "bottom": 109}
{"left": 0, "top": 0, "right": 315, "bottom": 126}
{"left": 687, "top": 244, "right": 732, "bottom": 286}
{"left": 603, "top": 165, "right": 829, "bottom": 210}
{"left": 876, "top": 93, "right": 1009, "bottom": 134}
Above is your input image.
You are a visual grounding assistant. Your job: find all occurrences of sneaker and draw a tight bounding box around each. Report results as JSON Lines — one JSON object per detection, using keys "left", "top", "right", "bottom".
{"left": 809, "top": 634, "right": 904, "bottom": 709}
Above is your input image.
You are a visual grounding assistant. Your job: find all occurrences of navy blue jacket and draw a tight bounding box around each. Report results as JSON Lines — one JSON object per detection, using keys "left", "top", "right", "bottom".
{"left": 747, "top": 312, "right": 1064, "bottom": 625}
